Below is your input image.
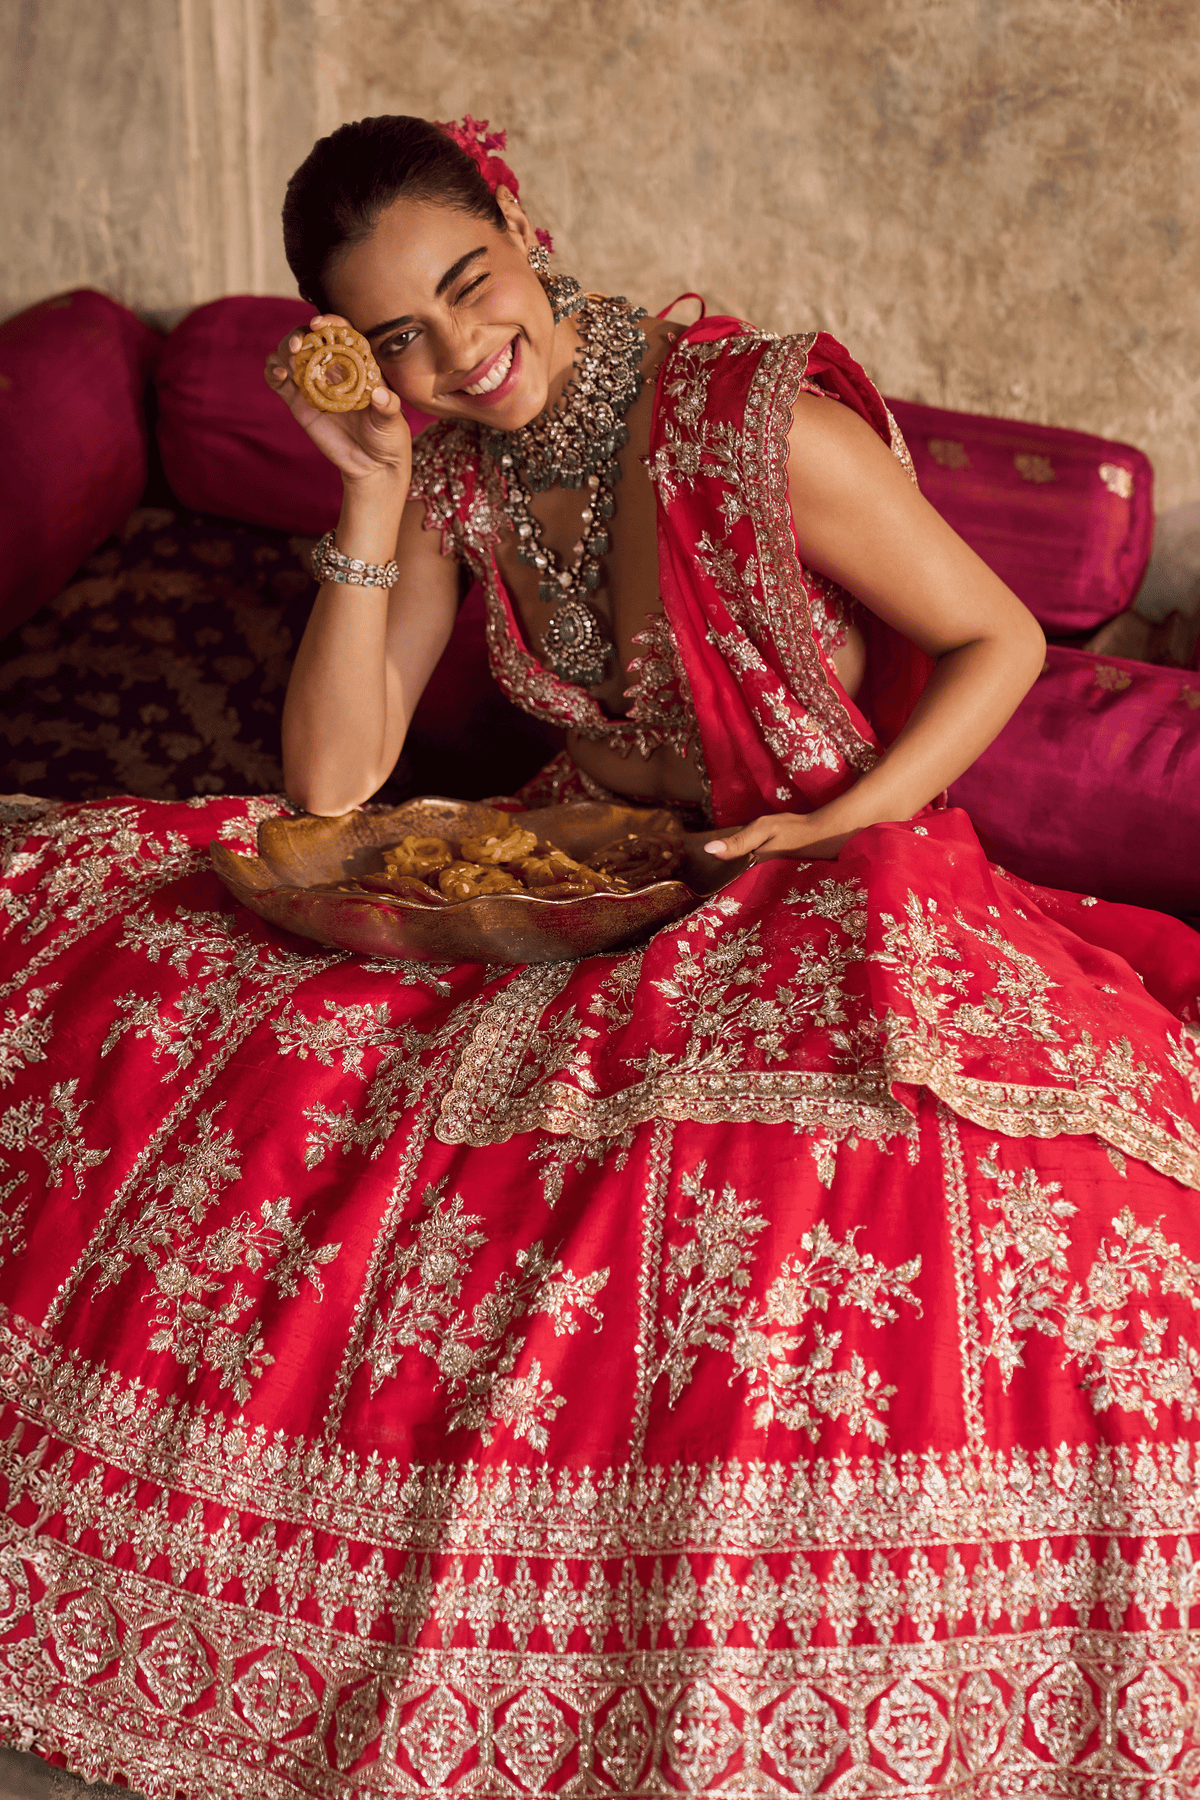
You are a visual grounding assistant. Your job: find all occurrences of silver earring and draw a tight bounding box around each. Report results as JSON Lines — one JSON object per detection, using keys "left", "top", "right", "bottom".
{"left": 545, "top": 274, "right": 585, "bottom": 324}
{"left": 527, "top": 241, "right": 551, "bottom": 276}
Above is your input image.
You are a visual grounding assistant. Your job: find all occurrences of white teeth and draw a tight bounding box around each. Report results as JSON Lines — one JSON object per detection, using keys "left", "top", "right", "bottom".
{"left": 463, "top": 340, "right": 514, "bottom": 395}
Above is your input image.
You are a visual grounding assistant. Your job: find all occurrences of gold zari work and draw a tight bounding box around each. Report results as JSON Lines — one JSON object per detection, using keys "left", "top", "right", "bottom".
{"left": 3, "top": 311, "right": 1200, "bottom": 1797}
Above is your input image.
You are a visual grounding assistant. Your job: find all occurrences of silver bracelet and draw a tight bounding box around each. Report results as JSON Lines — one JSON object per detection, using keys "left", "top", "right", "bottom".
{"left": 311, "top": 530, "right": 399, "bottom": 590}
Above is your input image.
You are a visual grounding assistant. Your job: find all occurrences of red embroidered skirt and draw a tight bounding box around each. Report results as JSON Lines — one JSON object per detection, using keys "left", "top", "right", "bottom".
{"left": 0, "top": 793, "right": 1198, "bottom": 1796}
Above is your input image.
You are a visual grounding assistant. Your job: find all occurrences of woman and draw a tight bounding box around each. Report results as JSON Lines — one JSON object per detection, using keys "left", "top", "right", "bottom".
{"left": 0, "top": 115, "right": 1198, "bottom": 1796}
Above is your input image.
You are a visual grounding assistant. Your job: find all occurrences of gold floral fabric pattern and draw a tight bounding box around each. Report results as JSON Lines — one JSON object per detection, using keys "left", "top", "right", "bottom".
{"left": 1, "top": 790, "right": 1200, "bottom": 1793}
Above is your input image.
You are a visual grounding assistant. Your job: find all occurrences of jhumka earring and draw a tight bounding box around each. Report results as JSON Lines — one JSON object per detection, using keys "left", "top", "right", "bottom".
{"left": 527, "top": 238, "right": 585, "bottom": 324}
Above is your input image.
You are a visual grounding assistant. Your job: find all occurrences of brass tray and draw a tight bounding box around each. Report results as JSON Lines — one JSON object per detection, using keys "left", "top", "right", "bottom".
{"left": 209, "top": 798, "right": 742, "bottom": 964}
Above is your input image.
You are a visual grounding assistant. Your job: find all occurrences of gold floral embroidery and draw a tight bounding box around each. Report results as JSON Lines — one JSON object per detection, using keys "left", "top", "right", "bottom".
{"left": 0, "top": 985, "right": 56, "bottom": 1087}
{"left": 802, "top": 563, "right": 856, "bottom": 660}
{"left": 0, "top": 1074, "right": 109, "bottom": 1272}
{"left": 0, "top": 800, "right": 202, "bottom": 994}
{"left": 653, "top": 1164, "right": 921, "bottom": 1442}
{"left": 44, "top": 950, "right": 341, "bottom": 1331}
{"left": 654, "top": 332, "right": 770, "bottom": 506}
{"left": 741, "top": 338, "right": 880, "bottom": 775}
{"left": 938, "top": 1104, "right": 989, "bottom": 1458}
{"left": 870, "top": 891, "right": 1063, "bottom": 1064}
{"left": 728, "top": 1221, "right": 921, "bottom": 1440}
{"left": 1168, "top": 1026, "right": 1200, "bottom": 1104}
{"left": 433, "top": 876, "right": 1199, "bottom": 1193}
{"left": 0, "top": 1078, "right": 109, "bottom": 1200}
{"left": 648, "top": 330, "right": 881, "bottom": 784}
{"left": 363, "top": 1177, "right": 607, "bottom": 1449}
{"left": 530, "top": 1127, "right": 634, "bottom": 1206}
{"left": 5, "top": 1310, "right": 1200, "bottom": 1556}
{"left": 364, "top": 1175, "right": 487, "bottom": 1392}
{"left": 3, "top": 795, "right": 1200, "bottom": 1792}
{"left": 975, "top": 1142, "right": 1200, "bottom": 1425}
{"left": 80, "top": 1105, "right": 341, "bottom": 1404}
{"left": 621, "top": 609, "right": 700, "bottom": 762}
{"left": 101, "top": 906, "right": 318, "bottom": 1075}
{"left": 272, "top": 993, "right": 464, "bottom": 1166}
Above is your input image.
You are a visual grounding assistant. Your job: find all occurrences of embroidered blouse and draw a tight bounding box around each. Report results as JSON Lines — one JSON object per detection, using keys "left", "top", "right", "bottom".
{"left": 407, "top": 318, "right": 926, "bottom": 828}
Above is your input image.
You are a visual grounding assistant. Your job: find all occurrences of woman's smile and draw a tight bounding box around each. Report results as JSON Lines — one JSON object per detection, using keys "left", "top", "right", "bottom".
{"left": 321, "top": 191, "right": 574, "bottom": 431}
{"left": 455, "top": 334, "right": 520, "bottom": 402}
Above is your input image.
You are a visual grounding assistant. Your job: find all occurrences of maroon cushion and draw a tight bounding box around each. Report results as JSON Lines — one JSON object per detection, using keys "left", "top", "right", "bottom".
{"left": 155, "top": 296, "right": 432, "bottom": 534}
{"left": 886, "top": 398, "right": 1154, "bottom": 636}
{"left": 949, "top": 646, "right": 1200, "bottom": 912}
{"left": 0, "top": 290, "right": 160, "bottom": 639}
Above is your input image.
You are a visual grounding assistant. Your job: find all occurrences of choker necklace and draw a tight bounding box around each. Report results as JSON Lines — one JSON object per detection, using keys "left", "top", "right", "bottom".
{"left": 484, "top": 285, "right": 648, "bottom": 688}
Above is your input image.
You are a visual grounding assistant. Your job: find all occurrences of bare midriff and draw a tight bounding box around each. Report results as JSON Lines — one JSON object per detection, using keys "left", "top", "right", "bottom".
{"left": 491, "top": 314, "right": 865, "bottom": 810}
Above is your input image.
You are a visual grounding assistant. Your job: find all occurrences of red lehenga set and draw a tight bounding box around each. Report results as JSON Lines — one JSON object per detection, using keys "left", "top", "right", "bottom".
{"left": 1, "top": 318, "right": 1199, "bottom": 1799}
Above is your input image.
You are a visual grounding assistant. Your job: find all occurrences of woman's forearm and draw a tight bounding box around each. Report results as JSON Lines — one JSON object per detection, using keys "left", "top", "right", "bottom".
{"left": 707, "top": 617, "right": 1045, "bottom": 861}
{"left": 809, "top": 622, "right": 1046, "bottom": 850}
{"left": 701, "top": 387, "right": 1054, "bottom": 863}
{"left": 282, "top": 474, "right": 408, "bottom": 814}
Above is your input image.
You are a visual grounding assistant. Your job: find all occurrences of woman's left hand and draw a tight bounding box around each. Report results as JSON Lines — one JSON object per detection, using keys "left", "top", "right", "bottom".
{"left": 705, "top": 809, "right": 855, "bottom": 863}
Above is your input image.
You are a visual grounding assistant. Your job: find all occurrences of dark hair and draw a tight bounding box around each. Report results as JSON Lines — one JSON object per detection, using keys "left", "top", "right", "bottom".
{"left": 282, "top": 115, "right": 506, "bottom": 311}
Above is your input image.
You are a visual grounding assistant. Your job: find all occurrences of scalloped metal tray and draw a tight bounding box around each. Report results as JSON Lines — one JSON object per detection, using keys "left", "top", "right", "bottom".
{"left": 210, "top": 797, "right": 742, "bottom": 964}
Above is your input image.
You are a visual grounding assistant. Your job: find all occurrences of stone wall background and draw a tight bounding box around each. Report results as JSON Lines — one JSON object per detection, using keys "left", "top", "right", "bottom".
{"left": 4, "top": 0, "right": 1198, "bottom": 513}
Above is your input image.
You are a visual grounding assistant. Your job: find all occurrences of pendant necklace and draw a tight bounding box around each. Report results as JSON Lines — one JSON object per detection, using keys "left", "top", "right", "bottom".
{"left": 484, "top": 280, "right": 648, "bottom": 688}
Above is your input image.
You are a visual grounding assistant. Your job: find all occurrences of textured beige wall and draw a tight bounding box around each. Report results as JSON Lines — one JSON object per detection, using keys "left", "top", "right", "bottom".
{"left": 4, "top": 0, "right": 1199, "bottom": 510}
{"left": 3, "top": 0, "right": 322, "bottom": 313}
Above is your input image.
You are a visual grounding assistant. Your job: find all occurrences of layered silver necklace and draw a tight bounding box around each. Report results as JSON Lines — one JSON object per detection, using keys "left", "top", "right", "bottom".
{"left": 484, "top": 282, "right": 648, "bottom": 688}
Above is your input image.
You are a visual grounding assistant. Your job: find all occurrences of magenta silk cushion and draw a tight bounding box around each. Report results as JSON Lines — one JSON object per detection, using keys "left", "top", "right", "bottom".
{"left": 0, "top": 290, "right": 161, "bottom": 639}
{"left": 886, "top": 398, "right": 1154, "bottom": 636}
{"left": 156, "top": 296, "right": 433, "bottom": 534}
{"left": 949, "top": 647, "right": 1200, "bottom": 912}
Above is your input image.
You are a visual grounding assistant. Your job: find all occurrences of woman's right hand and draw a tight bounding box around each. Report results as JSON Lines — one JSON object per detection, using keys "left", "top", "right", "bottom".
{"left": 264, "top": 314, "right": 413, "bottom": 490}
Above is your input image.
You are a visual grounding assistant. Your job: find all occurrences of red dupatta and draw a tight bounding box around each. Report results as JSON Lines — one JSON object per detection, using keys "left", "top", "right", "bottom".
{"left": 648, "top": 320, "right": 935, "bottom": 827}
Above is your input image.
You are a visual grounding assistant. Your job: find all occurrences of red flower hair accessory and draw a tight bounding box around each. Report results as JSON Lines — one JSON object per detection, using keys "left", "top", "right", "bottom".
{"left": 435, "top": 114, "right": 553, "bottom": 253}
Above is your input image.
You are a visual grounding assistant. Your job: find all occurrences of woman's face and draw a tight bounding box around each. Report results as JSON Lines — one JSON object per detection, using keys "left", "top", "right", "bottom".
{"left": 323, "top": 189, "right": 571, "bottom": 430}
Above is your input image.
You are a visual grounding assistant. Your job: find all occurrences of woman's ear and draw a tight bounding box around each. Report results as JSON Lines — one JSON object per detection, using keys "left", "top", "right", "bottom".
{"left": 494, "top": 184, "right": 537, "bottom": 252}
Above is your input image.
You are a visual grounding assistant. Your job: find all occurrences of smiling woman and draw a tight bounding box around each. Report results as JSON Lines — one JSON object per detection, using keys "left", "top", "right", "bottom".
{"left": 3, "top": 112, "right": 1200, "bottom": 1800}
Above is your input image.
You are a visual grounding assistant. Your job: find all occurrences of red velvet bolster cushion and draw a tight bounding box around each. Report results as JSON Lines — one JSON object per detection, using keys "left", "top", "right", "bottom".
{"left": 949, "top": 646, "right": 1200, "bottom": 912}
{"left": 155, "top": 296, "right": 432, "bottom": 533}
{"left": 0, "top": 290, "right": 161, "bottom": 640}
{"left": 886, "top": 399, "right": 1154, "bottom": 636}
